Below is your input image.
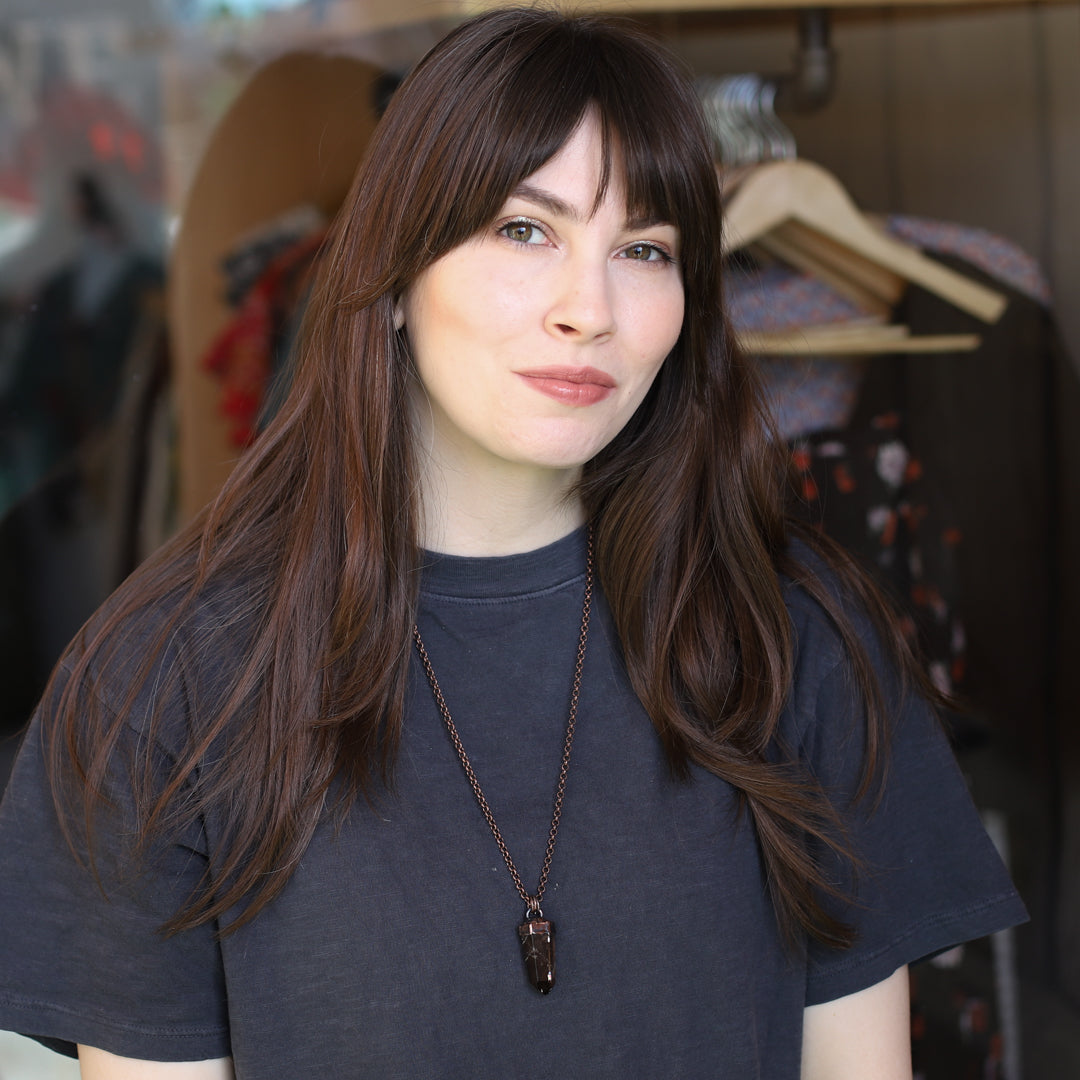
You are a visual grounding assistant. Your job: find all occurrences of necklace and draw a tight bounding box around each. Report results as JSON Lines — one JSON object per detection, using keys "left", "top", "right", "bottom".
{"left": 412, "top": 530, "right": 593, "bottom": 994}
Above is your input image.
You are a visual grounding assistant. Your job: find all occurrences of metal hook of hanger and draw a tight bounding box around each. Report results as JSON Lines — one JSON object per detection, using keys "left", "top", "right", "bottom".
{"left": 699, "top": 75, "right": 751, "bottom": 166}
{"left": 732, "top": 74, "right": 770, "bottom": 165}
{"left": 756, "top": 78, "right": 798, "bottom": 161}
{"left": 726, "top": 75, "right": 758, "bottom": 165}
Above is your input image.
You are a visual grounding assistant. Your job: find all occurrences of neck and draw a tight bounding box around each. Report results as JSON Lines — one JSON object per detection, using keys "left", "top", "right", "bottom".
{"left": 417, "top": 452, "right": 585, "bottom": 557}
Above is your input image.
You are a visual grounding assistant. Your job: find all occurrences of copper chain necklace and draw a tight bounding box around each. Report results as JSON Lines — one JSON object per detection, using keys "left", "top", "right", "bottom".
{"left": 412, "top": 530, "right": 593, "bottom": 994}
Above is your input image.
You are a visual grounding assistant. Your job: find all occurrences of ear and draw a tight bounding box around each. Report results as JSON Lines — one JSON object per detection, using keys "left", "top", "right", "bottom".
{"left": 393, "top": 297, "right": 405, "bottom": 330}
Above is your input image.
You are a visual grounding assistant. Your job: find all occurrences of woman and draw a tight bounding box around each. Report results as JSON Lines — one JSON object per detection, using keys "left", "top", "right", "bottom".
{"left": 0, "top": 9, "right": 1024, "bottom": 1078}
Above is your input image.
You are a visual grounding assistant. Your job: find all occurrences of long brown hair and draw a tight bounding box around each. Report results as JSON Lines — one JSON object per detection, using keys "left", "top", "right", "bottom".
{"left": 49, "top": 8, "right": 923, "bottom": 949}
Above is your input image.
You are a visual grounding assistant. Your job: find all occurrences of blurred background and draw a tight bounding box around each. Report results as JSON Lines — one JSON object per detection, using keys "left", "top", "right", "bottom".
{"left": 0, "top": 0, "right": 1077, "bottom": 1075}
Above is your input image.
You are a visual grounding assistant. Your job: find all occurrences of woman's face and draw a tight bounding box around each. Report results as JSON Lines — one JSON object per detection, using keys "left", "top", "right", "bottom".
{"left": 401, "top": 111, "right": 685, "bottom": 485}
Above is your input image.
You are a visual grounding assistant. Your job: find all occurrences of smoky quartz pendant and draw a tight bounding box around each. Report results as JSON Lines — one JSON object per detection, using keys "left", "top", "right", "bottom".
{"left": 517, "top": 916, "right": 555, "bottom": 993}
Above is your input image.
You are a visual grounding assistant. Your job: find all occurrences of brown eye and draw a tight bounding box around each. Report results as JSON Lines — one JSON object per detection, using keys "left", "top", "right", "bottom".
{"left": 624, "top": 242, "right": 668, "bottom": 262}
{"left": 501, "top": 221, "right": 541, "bottom": 244}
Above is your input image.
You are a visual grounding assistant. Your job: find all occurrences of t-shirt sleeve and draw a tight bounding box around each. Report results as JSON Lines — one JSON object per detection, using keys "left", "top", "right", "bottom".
{"left": 799, "top": 641, "right": 1028, "bottom": 1006}
{"left": 0, "top": 693, "right": 231, "bottom": 1061}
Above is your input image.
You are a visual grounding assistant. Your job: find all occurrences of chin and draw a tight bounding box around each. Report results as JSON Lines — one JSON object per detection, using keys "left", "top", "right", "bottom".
{"left": 502, "top": 422, "right": 618, "bottom": 470}
{"left": 506, "top": 438, "right": 610, "bottom": 472}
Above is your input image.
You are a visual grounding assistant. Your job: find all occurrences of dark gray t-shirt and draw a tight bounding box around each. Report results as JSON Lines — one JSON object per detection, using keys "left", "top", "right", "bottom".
{"left": 0, "top": 529, "right": 1026, "bottom": 1076}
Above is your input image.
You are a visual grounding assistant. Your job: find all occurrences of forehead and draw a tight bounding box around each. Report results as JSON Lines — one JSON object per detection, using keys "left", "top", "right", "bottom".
{"left": 510, "top": 111, "right": 671, "bottom": 228}
{"left": 514, "top": 115, "right": 618, "bottom": 213}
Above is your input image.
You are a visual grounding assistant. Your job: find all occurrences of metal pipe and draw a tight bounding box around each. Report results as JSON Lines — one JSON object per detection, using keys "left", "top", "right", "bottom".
{"left": 773, "top": 8, "right": 835, "bottom": 114}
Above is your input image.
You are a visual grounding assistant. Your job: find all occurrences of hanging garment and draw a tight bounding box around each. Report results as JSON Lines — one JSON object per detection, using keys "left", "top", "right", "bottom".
{"left": 885, "top": 215, "right": 1052, "bottom": 307}
{"left": 0, "top": 255, "right": 164, "bottom": 735}
{"left": 0, "top": 251, "right": 163, "bottom": 519}
{"left": 866, "top": 252, "right": 1079, "bottom": 1006}
{"left": 787, "top": 411, "right": 964, "bottom": 698}
{"left": 728, "top": 220, "right": 1056, "bottom": 705}
{"left": 200, "top": 231, "right": 324, "bottom": 448}
{"left": 724, "top": 259, "right": 868, "bottom": 440}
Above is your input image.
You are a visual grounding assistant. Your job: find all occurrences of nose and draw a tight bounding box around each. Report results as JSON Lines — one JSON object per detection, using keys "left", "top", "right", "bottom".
{"left": 544, "top": 257, "right": 616, "bottom": 343}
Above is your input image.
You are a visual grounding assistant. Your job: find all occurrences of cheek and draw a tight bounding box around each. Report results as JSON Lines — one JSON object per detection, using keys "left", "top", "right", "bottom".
{"left": 628, "top": 284, "right": 685, "bottom": 369}
{"left": 663, "top": 292, "right": 686, "bottom": 353}
{"left": 403, "top": 282, "right": 467, "bottom": 386}
{"left": 408, "top": 260, "right": 532, "bottom": 367}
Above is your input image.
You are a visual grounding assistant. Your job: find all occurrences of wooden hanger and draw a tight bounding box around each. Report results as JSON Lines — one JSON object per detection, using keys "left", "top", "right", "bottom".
{"left": 721, "top": 159, "right": 1007, "bottom": 324}
{"left": 738, "top": 322, "right": 981, "bottom": 356}
{"left": 751, "top": 220, "right": 900, "bottom": 320}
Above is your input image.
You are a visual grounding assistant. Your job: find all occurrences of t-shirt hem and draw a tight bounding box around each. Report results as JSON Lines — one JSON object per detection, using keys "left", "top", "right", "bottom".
{"left": 0, "top": 995, "right": 230, "bottom": 1063}
{"left": 805, "top": 890, "right": 1029, "bottom": 1006}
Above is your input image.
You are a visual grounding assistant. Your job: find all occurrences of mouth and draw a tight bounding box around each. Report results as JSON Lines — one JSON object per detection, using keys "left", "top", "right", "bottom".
{"left": 515, "top": 366, "right": 616, "bottom": 406}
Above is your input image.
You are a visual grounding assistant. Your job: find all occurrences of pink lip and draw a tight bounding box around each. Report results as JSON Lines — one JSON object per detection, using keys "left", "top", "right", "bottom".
{"left": 516, "top": 366, "right": 616, "bottom": 407}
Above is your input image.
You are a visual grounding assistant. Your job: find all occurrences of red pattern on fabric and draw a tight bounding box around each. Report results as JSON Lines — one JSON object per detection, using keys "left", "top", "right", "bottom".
{"left": 871, "top": 412, "right": 902, "bottom": 432}
{"left": 833, "top": 463, "right": 856, "bottom": 493}
{"left": 201, "top": 232, "right": 325, "bottom": 447}
{"left": 878, "top": 510, "right": 898, "bottom": 547}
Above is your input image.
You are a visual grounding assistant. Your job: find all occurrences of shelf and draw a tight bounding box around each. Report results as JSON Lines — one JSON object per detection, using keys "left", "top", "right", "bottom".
{"left": 459, "top": 0, "right": 1074, "bottom": 13}
{"left": 161, "top": 0, "right": 1075, "bottom": 63}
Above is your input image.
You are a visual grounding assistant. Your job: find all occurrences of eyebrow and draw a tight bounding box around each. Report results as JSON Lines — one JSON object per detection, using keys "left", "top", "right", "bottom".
{"left": 511, "top": 182, "right": 672, "bottom": 232}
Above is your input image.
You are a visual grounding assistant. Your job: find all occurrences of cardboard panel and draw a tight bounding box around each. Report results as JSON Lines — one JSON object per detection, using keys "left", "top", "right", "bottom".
{"left": 167, "top": 50, "right": 383, "bottom": 519}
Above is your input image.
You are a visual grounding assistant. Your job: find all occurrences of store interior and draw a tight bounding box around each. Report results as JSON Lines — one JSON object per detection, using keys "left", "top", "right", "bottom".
{"left": 0, "top": 0, "right": 1078, "bottom": 1075}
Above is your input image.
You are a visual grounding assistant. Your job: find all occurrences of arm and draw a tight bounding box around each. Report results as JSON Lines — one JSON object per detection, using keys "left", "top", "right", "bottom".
{"left": 79, "top": 1046, "right": 234, "bottom": 1080}
{"left": 801, "top": 965, "right": 912, "bottom": 1080}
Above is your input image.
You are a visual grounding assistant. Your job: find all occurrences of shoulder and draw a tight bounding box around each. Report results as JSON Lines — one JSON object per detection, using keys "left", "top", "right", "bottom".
{"left": 779, "top": 535, "right": 905, "bottom": 670}
{"left": 776, "top": 537, "right": 916, "bottom": 757}
{"left": 777, "top": 540, "right": 855, "bottom": 718}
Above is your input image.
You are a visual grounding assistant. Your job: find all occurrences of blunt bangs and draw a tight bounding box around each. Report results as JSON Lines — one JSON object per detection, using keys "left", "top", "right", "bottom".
{"left": 372, "top": 9, "right": 722, "bottom": 297}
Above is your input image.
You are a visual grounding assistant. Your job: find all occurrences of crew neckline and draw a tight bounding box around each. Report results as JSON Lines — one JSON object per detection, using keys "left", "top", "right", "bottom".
{"left": 418, "top": 526, "right": 589, "bottom": 600}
